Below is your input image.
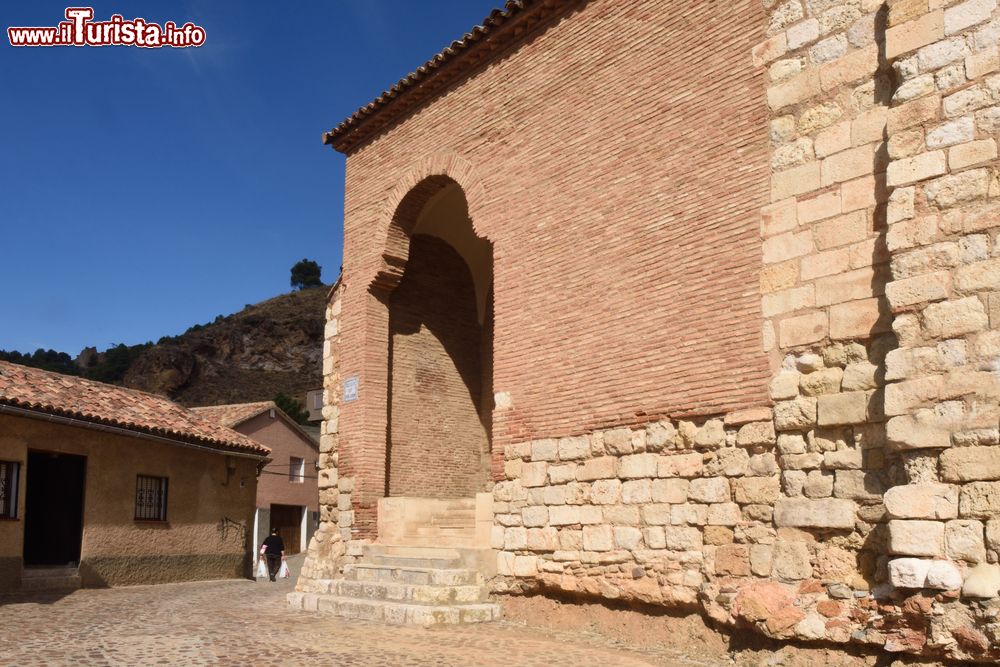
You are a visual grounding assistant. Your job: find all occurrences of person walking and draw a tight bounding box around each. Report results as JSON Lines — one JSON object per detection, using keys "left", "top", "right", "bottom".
{"left": 260, "top": 528, "right": 285, "bottom": 582}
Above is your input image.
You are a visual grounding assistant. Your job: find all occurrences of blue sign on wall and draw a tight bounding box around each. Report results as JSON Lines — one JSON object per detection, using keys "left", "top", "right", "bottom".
{"left": 343, "top": 376, "right": 359, "bottom": 403}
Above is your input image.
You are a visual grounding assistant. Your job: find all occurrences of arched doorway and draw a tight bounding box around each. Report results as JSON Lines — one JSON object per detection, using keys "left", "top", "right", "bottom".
{"left": 382, "top": 182, "right": 493, "bottom": 499}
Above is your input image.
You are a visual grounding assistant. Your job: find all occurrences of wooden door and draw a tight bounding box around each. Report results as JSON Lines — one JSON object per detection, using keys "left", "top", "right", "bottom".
{"left": 269, "top": 504, "right": 301, "bottom": 554}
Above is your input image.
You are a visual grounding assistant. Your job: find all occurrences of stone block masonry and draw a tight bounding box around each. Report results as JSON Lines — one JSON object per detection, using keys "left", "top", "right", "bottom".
{"left": 298, "top": 0, "right": 1000, "bottom": 661}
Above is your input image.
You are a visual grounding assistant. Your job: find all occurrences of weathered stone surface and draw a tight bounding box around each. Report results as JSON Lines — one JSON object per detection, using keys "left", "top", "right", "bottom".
{"left": 582, "top": 525, "right": 614, "bottom": 552}
{"left": 734, "top": 476, "right": 782, "bottom": 505}
{"left": 689, "top": 477, "right": 730, "bottom": 503}
{"left": 945, "top": 520, "right": 986, "bottom": 563}
{"left": 693, "top": 419, "right": 726, "bottom": 448}
{"left": 531, "top": 439, "right": 558, "bottom": 461}
{"left": 884, "top": 483, "right": 959, "bottom": 519}
{"left": 736, "top": 421, "right": 777, "bottom": 446}
{"left": 888, "top": 520, "right": 945, "bottom": 556}
{"left": 962, "top": 563, "right": 1000, "bottom": 598}
{"left": 557, "top": 436, "right": 590, "bottom": 461}
{"left": 960, "top": 482, "right": 1000, "bottom": 518}
{"left": 770, "top": 372, "right": 801, "bottom": 400}
{"left": 941, "top": 447, "right": 1000, "bottom": 482}
{"left": 833, "top": 470, "right": 884, "bottom": 502}
{"left": 707, "top": 503, "right": 741, "bottom": 526}
{"left": 773, "top": 498, "right": 856, "bottom": 529}
{"left": 889, "top": 558, "right": 932, "bottom": 588}
{"left": 774, "top": 397, "right": 819, "bottom": 430}
{"left": 577, "top": 457, "right": 617, "bottom": 481}
{"left": 618, "top": 454, "right": 658, "bottom": 479}
{"left": 886, "top": 414, "right": 952, "bottom": 450}
{"left": 703, "top": 448, "right": 750, "bottom": 477}
{"left": 822, "top": 448, "right": 862, "bottom": 470}
{"left": 922, "top": 297, "right": 989, "bottom": 339}
{"left": 650, "top": 478, "right": 688, "bottom": 503}
{"left": 590, "top": 479, "right": 622, "bottom": 505}
{"left": 926, "top": 560, "right": 963, "bottom": 590}
{"left": 799, "top": 368, "right": 844, "bottom": 397}
{"left": 803, "top": 470, "right": 834, "bottom": 498}
{"left": 657, "top": 453, "right": 703, "bottom": 478}
{"left": 771, "top": 540, "right": 813, "bottom": 581}
{"left": 715, "top": 544, "right": 751, "bottom": 576}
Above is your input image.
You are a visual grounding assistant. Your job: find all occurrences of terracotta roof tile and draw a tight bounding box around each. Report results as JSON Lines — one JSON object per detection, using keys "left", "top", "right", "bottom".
{"left": 323, "top": 0, "right": 581, "bottom": 153}
{"left": 193, "top": 401, "right": 320, "bottom": 449}
{"left": 0, "top": 361, "right": 269, "bottom": 457}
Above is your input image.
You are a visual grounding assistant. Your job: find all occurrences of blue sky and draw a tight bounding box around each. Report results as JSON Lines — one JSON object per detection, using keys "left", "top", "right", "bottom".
{"left": 0, "top": 0, "right": 499, "bottom": 354}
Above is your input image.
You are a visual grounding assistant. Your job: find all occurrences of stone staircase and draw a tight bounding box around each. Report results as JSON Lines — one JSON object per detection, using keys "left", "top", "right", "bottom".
{"left": 288, "top": 495, "right": 500, "bottom": 626}
{"left": 20, "top": 566, "right": 81, "bottom": 593}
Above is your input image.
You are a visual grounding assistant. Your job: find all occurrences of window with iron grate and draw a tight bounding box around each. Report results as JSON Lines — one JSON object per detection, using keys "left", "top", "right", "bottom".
{"left": 0, "top": 461, "right": 19, "bottom": 519}
{"left": 135, "top": 475, "right": 168, "bottom": 521}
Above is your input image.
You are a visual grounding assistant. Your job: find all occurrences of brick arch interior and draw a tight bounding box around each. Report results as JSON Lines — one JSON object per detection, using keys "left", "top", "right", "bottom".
{"left": 370, "top": 177, "right": 493, "bottom": 499}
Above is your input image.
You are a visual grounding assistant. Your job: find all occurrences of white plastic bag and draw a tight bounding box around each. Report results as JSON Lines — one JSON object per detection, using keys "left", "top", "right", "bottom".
{"left": 255, "top": 557, "right": 268, "bottom": 579}
{"left": 278, "top": 560, "right": 290, "bottom": 579}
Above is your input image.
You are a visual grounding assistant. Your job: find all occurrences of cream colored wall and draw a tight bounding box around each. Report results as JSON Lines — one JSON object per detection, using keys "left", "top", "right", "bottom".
{"left": 0, "top": 413, "right": 260, "bottom": 589}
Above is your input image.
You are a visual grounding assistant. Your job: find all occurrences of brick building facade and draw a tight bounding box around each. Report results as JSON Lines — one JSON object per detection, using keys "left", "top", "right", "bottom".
{"left": 296, "top": 0, "right": 1000, "bottom": 659}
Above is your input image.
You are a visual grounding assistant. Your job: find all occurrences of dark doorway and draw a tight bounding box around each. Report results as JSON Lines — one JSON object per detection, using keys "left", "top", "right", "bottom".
{"left": 24, "top": 451, "right": 87, "bottom": 567}
{"left": 269, "top": 504, "right": 302, "bottom": 554}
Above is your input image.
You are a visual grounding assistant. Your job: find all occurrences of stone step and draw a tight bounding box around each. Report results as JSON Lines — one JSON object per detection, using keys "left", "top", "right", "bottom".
{"left": 332, "top": 579, "right": 489, "bottom": 604}
{"left": 20, "top": 568, "right": 81, "bottom": 592}
{"left": 288, "top": 591, "right": 500, "bottom": 627}
{"left": 343, "top": 564, "right": 481, "bottom": 586}
{"left": 363, "top": 545, "right": 465, "bottom": 569}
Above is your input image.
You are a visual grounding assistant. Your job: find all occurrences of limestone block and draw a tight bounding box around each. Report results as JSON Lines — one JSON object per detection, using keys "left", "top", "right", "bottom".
{"left": 693, "top": 419, "right": 726, "bottom": 448}
{"left": 888, "top": 520, "right": 946, "bottom": 556}
{"left": 987, "top": 519, "right": 1000, "bottom": 551}
{"left": 577, "top": 456, "right": 616, "bottom": 481}
{"left": 497, "top": 551, "right": 516, "bottom": 576}
{"left": 778, "top": 433, "right": 807, "bottom": 454}
{"left": 582, "top": 525, "right": 614, "bottom": 552}
{"left": 640, "top": 504, "right": 671, "bottom": 526}
{"left": 689, "top": 478, "right": 731, "bottom": 503}
{"left": 783, "top": 470, "right": 807, "bottom": 496}
{"left": 622, "top": 479, "right": 652, "bottom": 504}
{"left": 579, "top": 505, "right": 603, "bottom": 525}
{"left": 491, "top": 525, "right": 505, "bottom": 550}
{"left": 650, "top": 478, "right": 688, "bottom": 503}
{"left": 782, "top": 452, "right": 825, "bottom": 469}
{"left": 887, "top": 414, "right": 952, "bottom": 450}
{"left": 548, "top": 505, "right": 582, "bottom": 527}
{"left": 531, "top": 439, "right": 558, "bottom": 462}
{"left": 703, "top": 448, "right": 750, "bottom": 477}
{"left": 664, "top": 526, "right": 703, "bottom": 551}
{"left": 887, "top": 150, "right": 947, "bottom": 187}
{"left": 707, "top": 503, "right": 741, "bottom": 526}
{"left": 527, "top": 527, "right": 559, "bottom": 552}
{"left": 557, "top": 436, "right": 590, "bottom": 461}
{"left": 884, "top": 483, "right": 959, "bottom": 519}
{"left": 714, "top": 544, "right": 751, "bottom": 576}
{"left": 823, "top": 448, "right": 863, "bottom": 469}
{"left": 941, "top": 446, "right": 1000, "bottom": 482}
{"left": 834, "top": 469, "right": 885, "bottom": 501}
{"left": 944, "top": 0, "right": 997, "bottom": 35}
{"left": 799, "top": 368, "right": 844, "bottom": 397}
{"left": 645, "top": 421, "right": 676, "bottom": 452}
{"left": 954, "top": 258, "right": 1000, "bottom": 292}
{"left": 614, "top": 526, "right": 643, "bottom": 551}
{"left": 842, "top": 362, "right": 879, "bottom": 391}
{"left": 749, "top": 452, "right": 780, "bottom": 476}
{"left": 885, "top": 271, "right": 951, "bottom": 308}
{"left": 770, "top": 371, "right": 801, "bottom": 400}
{"left": 750, "top": 544, "right": 774, "bottom": 577}
{"left": 774, "top": 397, "right": 819, "bottom": 430}
{"left": 960, "top": 481, "right": 1000, "bottom": 518}
{"left": 619, "top": 453, "right": 658, "bottom": 479}
{"left": 774, "top": 498, "right": 856, "bottom": 529}
{"left": 946, "top": 519, "right": 986, "bottom": 563}
{"left": 817, "top": 391, "right": 868, "bottom": 425}
{"left": 643, "top": 527, "right": 666, "bottom": 550}
{"left": 590, "top": 479, "right": 622, "bottom": 505}
{"left": 604, "top": 505, "right": 640, "bottom": 525}
{"left": 779, "top": 311, "right": 828, "bottom": 348}
{"left": 548, "top": 464, "right": 576, "bottom": 485}
{"left": 513, "top": 555, "right": 538, "bottom": 576}
{"left": 522, "top": 505, "right": 548, "bottom": 528}
{"left": 603, "top": 428, "right": 634, "bottom": 456}
{"left": 736, "top": 421, "right": 777, "bottom": 446}
{"left": 522, "top": 461, "right": 548, "bottom": 487}
{"left": 924, "top": 169, "right": 991, "bottom": 208}
{"left": 543, "top": 485, "right": 567, "bottom": 506}
{"left": 504, "top": 527, "right": 528, "bottom": 550}
{"left": 670, "top": 504, "right": 708, "bottom": 526}
{"left": 926, "top": 117, "right": 975, "bottom": 150}
{"left": 889, "top": 557, "right": 932, "bottom": 588}
{"left": 962, "top": 563, "right": 1000, "bottom": 598}
{"left": 926, "top": 560, "right": 963, "bottom": 590}
{"left": 772, "top": 540, "right": 813, "bottom": 581}
{"left": 804, "top": 470, "right": 835, "bottom": 498}
{"left": 658, "top": 453, "right": 703, "bottom": 478}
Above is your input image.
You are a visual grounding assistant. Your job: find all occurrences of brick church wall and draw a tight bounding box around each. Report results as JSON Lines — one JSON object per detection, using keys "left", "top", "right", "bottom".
{"left": 387, "top": 234, "right": 490, "bottom": 498}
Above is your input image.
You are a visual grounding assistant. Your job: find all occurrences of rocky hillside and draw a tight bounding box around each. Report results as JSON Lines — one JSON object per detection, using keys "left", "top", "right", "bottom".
{"left": 91, "top": 288, "right": 326, "bottom": 407}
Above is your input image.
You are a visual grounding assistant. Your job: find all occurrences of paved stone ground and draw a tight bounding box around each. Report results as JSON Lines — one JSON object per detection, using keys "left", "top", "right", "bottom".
{"left": 0, "top": 555, "right": 723, "bottom": 667}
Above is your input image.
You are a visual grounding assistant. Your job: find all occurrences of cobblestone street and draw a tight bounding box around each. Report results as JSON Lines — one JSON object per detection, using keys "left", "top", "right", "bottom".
{"left": 0, "top": 556, "right": 719, "bottom": 666}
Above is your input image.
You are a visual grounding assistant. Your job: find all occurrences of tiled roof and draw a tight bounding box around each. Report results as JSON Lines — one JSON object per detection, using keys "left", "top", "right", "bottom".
{"left": 323, "top": 0, "right": 581, "bottom": 153}
{"left": 191, "top": 401, "right": 274, "bottom": 429}
{"left": 0, "top": 361, "right": 269, "bottom": 458}
{"left": 193, "top": 401, "right": 320, "bottom": 450}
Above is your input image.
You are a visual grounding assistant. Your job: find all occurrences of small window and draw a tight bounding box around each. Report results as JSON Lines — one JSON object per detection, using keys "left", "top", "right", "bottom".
{"left": 289, "top": 457, "right": 305, "bottom": 483}
{"left": 135, "top": 475, "right": 168, "bottom": 521}
{"left": 310, "top": 392, "right": 323, "bottom": 409}
{"left": 0, "top": 461, "right": 20, "bottom": 519}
